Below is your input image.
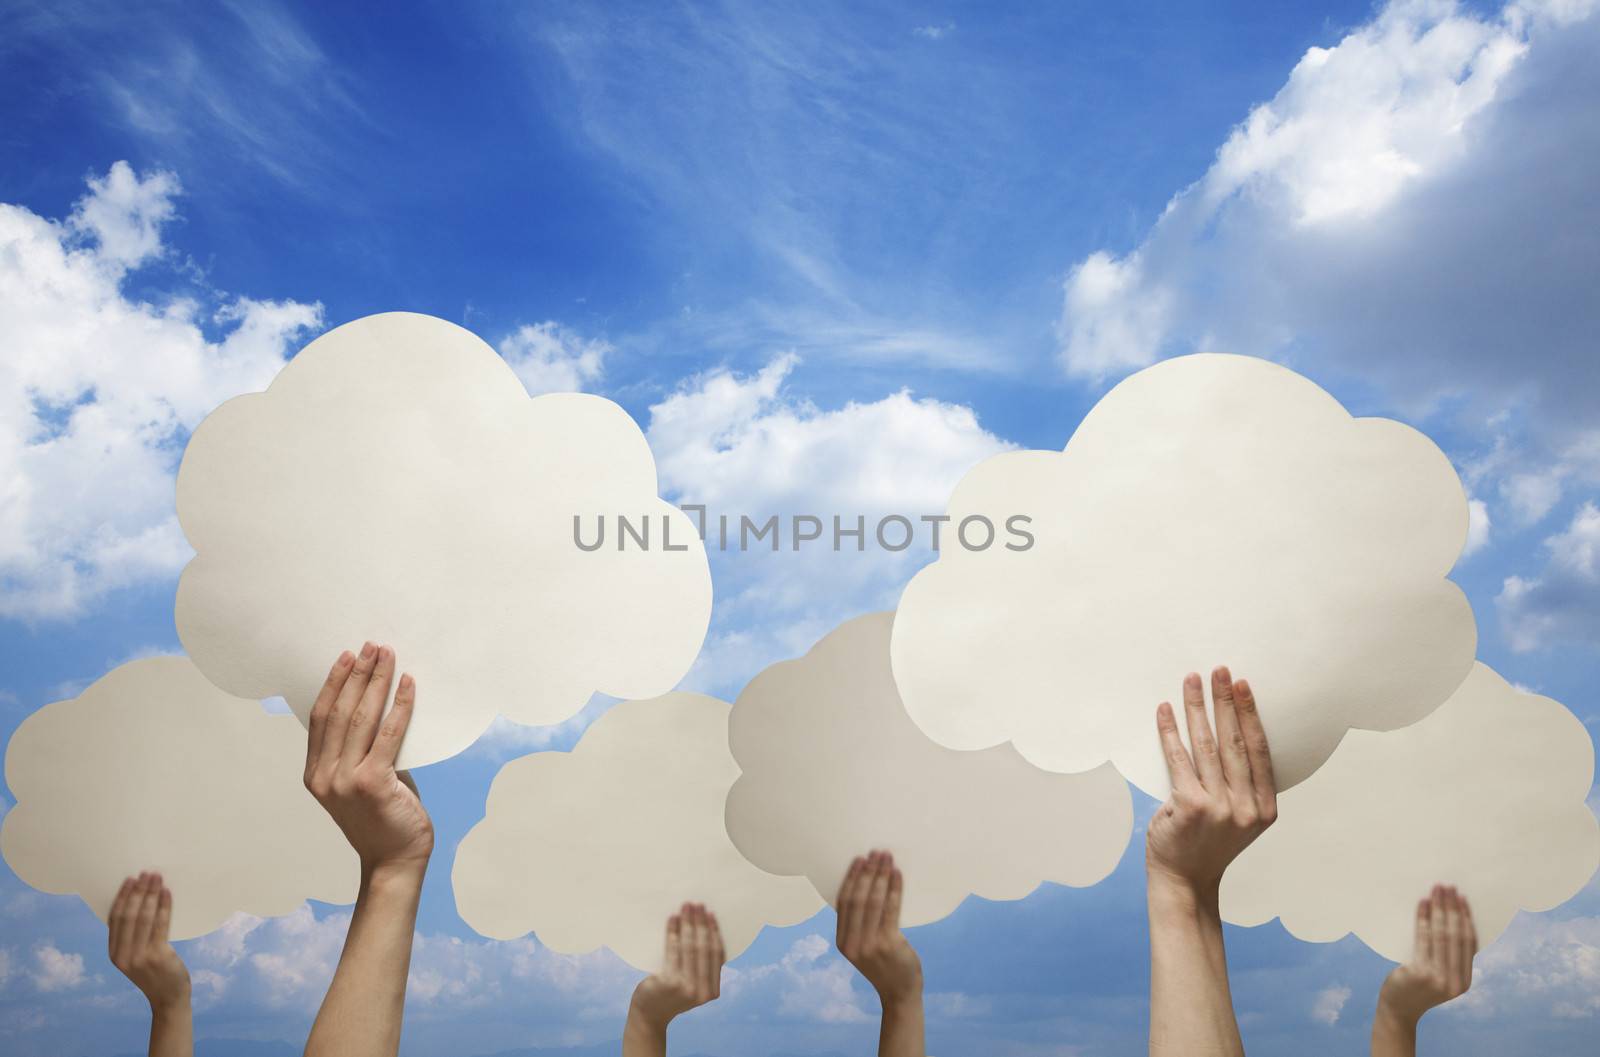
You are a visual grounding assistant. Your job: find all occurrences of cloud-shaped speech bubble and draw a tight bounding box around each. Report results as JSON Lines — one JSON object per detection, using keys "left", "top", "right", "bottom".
{"left": 451, "top": 692, "right": 822, "bottom": 972}
{"left": 891, "top": 353, "right": 1476, "bottom": 796}
{"left": 725, "top": 611, "right": 1133, "bottom": 925}
{"left": 1220, "top": 661, "right": 1598, "bottom": 960}
{"left": 174, "top": 312, "right": 711, "bottom": 768}
{"left": 1, "top": 657, "right": 357, "bottom": 939}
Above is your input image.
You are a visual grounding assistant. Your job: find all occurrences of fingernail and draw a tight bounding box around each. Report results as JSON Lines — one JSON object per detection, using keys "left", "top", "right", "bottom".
{"left": 1235, "top": 679, "right": 1250, "bottom": 695}
{"left": 1184, "top": 672, "right": 1201, "bottom": 689}
{"left": 399, "top": 673, "right": 414, "bottom": 692}
{"left": 1214, "top": 665, "right": 1231, "bottom": 682}
{"left": 379, "top": 645, "right": 393, "bottom": 662}
{"left": 360, "top": 642, "right": 376, "bottom": 659}
{"left": 337, "top": 650, "right": 353, "bottom": 667}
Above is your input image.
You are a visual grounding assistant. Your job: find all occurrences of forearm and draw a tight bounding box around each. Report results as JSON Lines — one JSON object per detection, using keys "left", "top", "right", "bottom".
{"left": 1148, "top": 874, "right": 1244, "bottom": 1057}
{"left": 306, "top": 861, "right": 426, "bottom": 1057}
{"left": 620, "top": 997, "right": 668, "bottom": 1057}
{"left": 1370, "top": 996, "right": 1419, "bottom": 1057}
{"left": 877, "top": 991, "right": 925, "bottom": 1057}
{"left": 147, "top": 997, "right": 193, "bottom": 1057}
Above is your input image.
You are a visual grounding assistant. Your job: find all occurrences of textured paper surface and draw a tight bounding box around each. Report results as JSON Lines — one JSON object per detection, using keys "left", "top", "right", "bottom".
{"left": 0, "top": 657, "right": 357, "bottom": 940}
{"left": 452, "top": 692, "right": 822, "bottom": 972}
{"left": 891, "top": 353, "right": 1476, "bottom": 796}
{"left": 1220, "top": 661, "right": 1599, "bottom": 960}
{"left": 175, "top": 311, "right": 711, "bottom": 768}
{"left": 726, "top": 612, "right": 1133, "bottom": 925}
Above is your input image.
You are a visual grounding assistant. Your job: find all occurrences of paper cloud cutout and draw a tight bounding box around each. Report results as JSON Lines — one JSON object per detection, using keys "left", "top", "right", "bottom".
{"left": 1, "top": 657, "right": 357, "bottom": 940}
{"left": 891, "top": 353, "right": 1476, "bottom": 796}
{"left": 1220, "top": 662, "right": 1599, "bottom": 961}
{"left": 174, "top": 312, "right": 711, "bottom": 768}
{"left": 725, "top": 612, "right": 1133, "bottom": 925}
{"left": 452, "top": 692, "right": 822, "bottom": 972}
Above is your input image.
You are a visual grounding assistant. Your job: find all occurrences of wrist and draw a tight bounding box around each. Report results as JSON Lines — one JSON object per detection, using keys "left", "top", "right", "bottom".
{"left": 1376, "top": 979, "right": 1427, "bottom": 1028}
{"left": 877, "top": 983, "right": 924, "bottom": 1016}
{"left": 148, "top": 989, "right": 191, "bottom": 1020}
{"left": 627, "top": 987, "right": 675, "bottom": 1035}
{"left": 1146, "top": 865, "right": 1220, "bottom": 918}
{"left": 360, "top": 855, "right": 429, "bottom": 891}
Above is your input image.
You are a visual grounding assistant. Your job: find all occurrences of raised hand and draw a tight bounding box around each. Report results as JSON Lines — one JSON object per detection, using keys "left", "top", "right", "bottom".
{"left": 1147, "top": 668, "right": 1278, "bottom": 891}
{"left": 303, "top": 643, "right": 433, "bottom": 875}
{"left": 108, "top": 872, "right": 192, "bottom": 1057}
{"left": 836, "top": 850, "right": 924, "bottom": 1057}
{"left": 1146, "top": 667, "right": 1277, "bottom": 1057}
{"left": 1372, "top": 885, "right": 1477, "bottom": 1056}
{"left": 623, "top": 904, "right": 725, "bottom": 1057}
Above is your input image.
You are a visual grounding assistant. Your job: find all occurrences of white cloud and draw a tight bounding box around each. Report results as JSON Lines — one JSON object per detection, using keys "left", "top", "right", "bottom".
{"left": 31, "top": 945, "right": 85, "bottom": 992}
{"left": 1498, "top": 501, "right": 1600, "bottom": 650}
{"left": 1310, "top": 983, "right": 1352, "bottom": 1025}
{"left": 724, "top": 933, "right": 870, "bottom": 1024}
{"left": 1456, "top": 910, "right": 1600, "bottom": 1018}
{"left": 645, "top": 355, "right": 1013, "bottom": 696}
{"left": 499, "top": 320, "right": 609, "bottom": 395}
{"left": 912, "top": 23, "right": 955, "bottom": 41}
{"left": 1464, "top": 497, "right": 1492, "bottom": 555}
{"left": 0, "top": 161, "right": 321, "bottom": 620}
{"left": 1057, "top": 0, "right": 1600, "bottom": 520}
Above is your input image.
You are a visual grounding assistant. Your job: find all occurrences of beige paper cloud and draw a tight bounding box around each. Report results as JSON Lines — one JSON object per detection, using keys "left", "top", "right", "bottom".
{"left": 1, "top": 657, "right": 357, "bottom": 940}
{"left": 451, "top": 692, "right": 822, "bottom": 972}
{"left": 725, "top": 612, "right": 1133, "bottom": 925}
{"left": 891, "top": 353, "right": 1476, "bottom": 796}
{"left": 174, "top": 312, "right": 711, "bottom": 768}
{"left": 1220, "top": 661, "right": 1599, "bottom": 961}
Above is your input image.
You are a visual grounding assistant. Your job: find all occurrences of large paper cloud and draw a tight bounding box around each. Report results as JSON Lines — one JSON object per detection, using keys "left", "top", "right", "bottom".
{"left": 452, "top": 692, "right": 822, "bottom": 972}
{"left": 725, "top": 612, "right": 1132, "bottom": 925}
{"left": 174, "top": 311, "right": 711, "bottom": 768}
{"left": 1220, "top": 662, "right": 1599, "bottom": 961}
{"left": 891, "top": 353, "right": 1476, "bottom": 796}
{"left": 1, "top": 657, "right": 357, "bottom": 940}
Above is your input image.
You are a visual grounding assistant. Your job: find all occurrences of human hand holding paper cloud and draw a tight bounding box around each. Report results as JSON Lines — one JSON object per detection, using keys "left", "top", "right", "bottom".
{"left": 624, "top": 904, "right": 726, "bottom": 1057}
{"left": 1147, "top": 667, "right": 1277, "bottom": 1057}
{"left": 108, "top": 872, "right": 192, "bottom": 1057}
{"left": 836, "top": 850, "right": 924, "bottom": 1057}
{"left": 1371, "top": 886, "right": 1478, "bottom": 1057}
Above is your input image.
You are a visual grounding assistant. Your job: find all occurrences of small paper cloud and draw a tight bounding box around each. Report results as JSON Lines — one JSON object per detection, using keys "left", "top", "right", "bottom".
{"left": 174, "top": 311, "right": 711, "bottom": 768}
{"left": 452, "top": 692, "right": 822, "bottom": 972}
{"left": 725, "top": 612, "right": 1132, "bottom": 925}
{"left": 891, "top": 353, "right": 1477, "bottom": 796}
{"left": 1220, "top": 662, "right": 1599, "bottom": 962}
{"left": 1, "top": 657, "right": 357, "bottom": 940}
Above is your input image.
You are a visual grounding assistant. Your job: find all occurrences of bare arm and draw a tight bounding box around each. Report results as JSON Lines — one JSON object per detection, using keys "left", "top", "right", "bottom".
{"left": 1371, "top": 886, "right": 1477, "bottom": 1057}
{"left": 622, "top": 903, "right": 725, "bottom": 1057}
{"left": 1147, "top": 669, "right": 1278, "bottom": 1057}
{"left": 302, "top": 644, "right": 435, "bottom": 1057}
{"left": 836, "top": 851, "right": 924, "bottom": 1057}
{"left": 108, "top": 872, "right": 192, "bottom": 1057}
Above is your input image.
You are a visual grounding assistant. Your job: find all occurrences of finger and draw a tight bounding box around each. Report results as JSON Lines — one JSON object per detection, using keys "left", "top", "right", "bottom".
{"left": 1412, "top": 896, "right": 1432, "bottom": 966}
{"left": 1441, "top": 886, "right": 1462, "bottom": 988}
{"left": 835, "top": 856, "right": 863, "bottom": 946}
{"left": 319, "top": 642, "right": 375, "bottom": 778}
{"left": 108, "top": 876, "right": 134, "bottom": 959}
{"left": 1182, "top": 673, "right": 1224, "bottom": 791}
{"left": 369, "top": 673, "right": 416, "bottom": 771}
{"left": 887, "top": 866, "right": 905, "bottom": 931}
{"left": 865, "top": 852, "right": 893, "bottom": 935}
{"left": 1232, "top": 678, "right": 1278, "bottom": 817}
{"left": 306, "top": 651, "right": 355, "bottom": 780}
{"left": 124, "top": 875, "right": 156, "bottom": 957}
{"left": 1155, "top": 702, "right": 1201, "bottom": 795}
{"left": 708, "top": 911, "right": 725, "bottom": 998}
{"left": 664, "top": 910, "right": 684, "bottom": 976}
{"left": 845, "top": 854, "right": 876, "bottom": 950}
{"left": 1461, "top": 892, "right": 1478, "bottom": 963}
{"left": 691, "top": 904, "right": 712, "bottom": 996}
{"left": 134, "top": 873, "right": 162, "bottom": 949}
{"left": 342, "top": 644, "right": 395, "bottom": 765}
{"left": 1428, "top": 886, "right": 1448, "bottom": 971}
{"left": 154, "top": 884, "right": 174, "bottom": 945}
{"left": 1211, "top": 667, "right": 1253, "bottom": 799}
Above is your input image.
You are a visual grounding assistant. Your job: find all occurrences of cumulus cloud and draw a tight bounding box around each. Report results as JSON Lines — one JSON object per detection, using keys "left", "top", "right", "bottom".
{"left": 453, "top": 692, "right": 822, "bottom": 972}
{"left": 1454, "top": 907, "right": 1600, "bottom": 1019}
{"left": 173, "top": 311, "right": 710, "bottom": 768}
{"left": 0, "top": 161, "right": 321, "bottom": 619}
{"left": 1057, "top": 0, "right": 1600, "bottom": 520}
{"left": 1220, "top": 662, "right": 1599, "bottom": 961}
{"left": 725, "top": 612, "right": 1131, "bottom": 925}
{"left": 498, "top": 320, "right": 609, "bottom": 395}
{"left": 1497, "top": 501, "right": 1600, "bottom": 650}
{"left": 1, "top": 657, "right": 357, "bottom": 940}
{"left": 645, "top": 354, "right": 1013, "bottom": 694}
{"left": 892, "top": 353, "right": 1476, "bottom": 796}
{"left": 30, "top": 946, "right": 85, "bottom": 993}
{"left": 1310, "top": 983, "right": 1352, "bottom": 1025}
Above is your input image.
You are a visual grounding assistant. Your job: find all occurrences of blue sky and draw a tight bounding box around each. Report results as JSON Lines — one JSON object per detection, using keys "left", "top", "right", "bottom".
{"left": 2, "top": 1, "right": 1598, "bottom": 1055}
